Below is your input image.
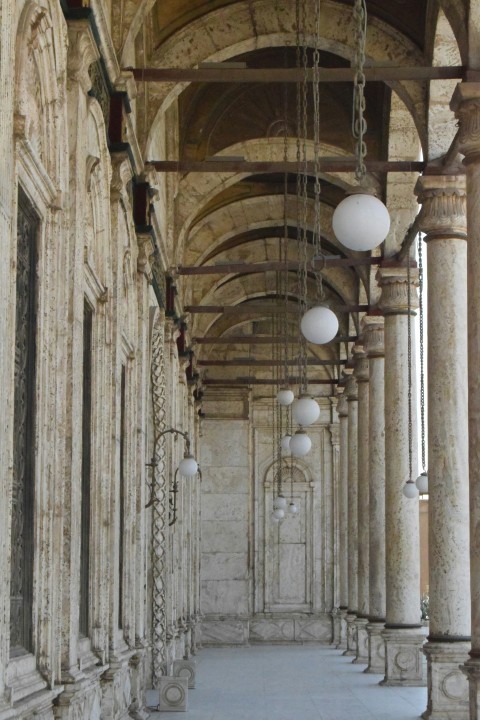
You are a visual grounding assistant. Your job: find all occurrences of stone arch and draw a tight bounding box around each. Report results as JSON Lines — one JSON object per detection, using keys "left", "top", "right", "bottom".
{"left": 427, "top": 8, "right": 462, "bottom": 161}
{"left": 144, "top": 1, "right": 426, "bottom": 156}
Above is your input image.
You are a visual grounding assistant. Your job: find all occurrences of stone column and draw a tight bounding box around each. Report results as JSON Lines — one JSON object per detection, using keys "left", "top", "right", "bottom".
{"left": 362, "top": 316, "right": 387, "bottom": 675}
{"left": 452, "top": 83, "right": 480, "bottom": 720}
{"left": 354, "top": 349, "right": 370, "bottom": 665}
{"left": 336, "top": 391, "right": 349, "bottom": 650}
{"left": 417, "top": 172, "right": 471, "bottom": 717}
{"left": 378, "top": 264, "right": 425, "bottom": 686}
{"left": 344, "top": 372, "right": 358, "bottom": 657}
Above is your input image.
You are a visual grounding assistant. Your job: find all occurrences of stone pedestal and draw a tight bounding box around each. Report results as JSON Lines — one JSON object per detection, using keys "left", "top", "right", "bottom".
{"left": 158, "top": 677, "right": 188, "bottom": 713}
{"left": 380, "top": 628, "right": 426, "bottom": 687}
{"left": 173, "top": 659, "right": 196, "bottom": 690}
{"left": 365, "top": 622, "right": 386, "bottom": 675}
{"left": 331, "top": 608, "right": 342, "bottom": 647}
{"left": 343, "top": 613, "right": 357, "bottom": 657}
{"left": 353, "top": 617, "right": 369, "bottom": 665}
{"left": 337, "top": 608, "right": 348, "bottom": 650}
{"left": 422, "top": 642, "right": 470, "bottom": 719}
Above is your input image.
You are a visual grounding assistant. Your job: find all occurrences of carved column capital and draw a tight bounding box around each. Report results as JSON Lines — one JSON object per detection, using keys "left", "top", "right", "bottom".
{"left": 362, "top": 315, "right": 385, "bottom": 358}
{"left": 67, "top": 21, "right": 100, "bottom": 93}
{"left": 345, "top": 374, "right": 358, "bottom": 402}
{"left": 353, "top": 346, "right": 369, "bottom": 384}
{"left": 415, "top": 174, "right": 467, "bottom": 239}
{"left": 451, "top": 82, "right": 480, "bottom": 160}
{"left": 377, "top": 265, "right": 419, "bottom": 316}
{"left": 137, "top": 234, "right": 154, "bottom": 280}
{"left": 337, "top": 392, "right": 349, "bottom": 418}
{"left": 110, "top": 153, "right": 133, "bottom": 202}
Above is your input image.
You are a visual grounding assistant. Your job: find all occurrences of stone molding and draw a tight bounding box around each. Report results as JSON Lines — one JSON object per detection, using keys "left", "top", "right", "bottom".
{"left": 353, "top": 352, "right": 369, "bottom": 384}
{"left": 336, "top": 392, "right": 348, "bottom": 418}
{"left": 377, "top": 265, "right": 419, "bottom": 316}
{"left": 67, "top": 21, "right": 100, "bottom": 93}
{"left": 415, "top": 174, "right": 467, "bottom": 239}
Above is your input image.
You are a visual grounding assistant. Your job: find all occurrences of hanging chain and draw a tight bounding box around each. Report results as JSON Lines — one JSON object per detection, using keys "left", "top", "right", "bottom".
{"left": 299, "top": 0, "right": 309, "bottom": 393}
{"left": 352, "top": 0, "right": 368, "bottom": 184}
{"left": 283, "top": 58, "right": 290, "bottom": 388}
{"left": 407, "top": 257, "right": 413, "bottom": 484}
{"left": 313, "top": 0, "right": 324, "bottom": 302}
{"left": 418, "top": 233, "right": 426, "bottom": 472}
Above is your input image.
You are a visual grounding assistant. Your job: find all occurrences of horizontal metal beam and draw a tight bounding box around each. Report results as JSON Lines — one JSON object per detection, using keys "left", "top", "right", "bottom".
{"left": 148, "top": 159, "right": 425, "bottom": 174}
{"left": 193, "top": 335, "right": 357, "bottom": 345}
{"left": 127, "top": 66, "right": 465, "bottom": 84}
{"left": 178, "top": 258, "right": 381, "bottom": 276}
{"left": 204, "top": 377, "right": 338, "bottom": 385}
{"left": 186, "top": 303, "right": 368, "bottom": 313}
{"left": 198, "top": 358, "right": 347, "bottom": 367}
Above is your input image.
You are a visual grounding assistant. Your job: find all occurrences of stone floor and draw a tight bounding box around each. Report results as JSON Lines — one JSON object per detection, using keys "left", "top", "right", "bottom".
{"left": 147, "top": 645, "right": 427, "bottom": 719}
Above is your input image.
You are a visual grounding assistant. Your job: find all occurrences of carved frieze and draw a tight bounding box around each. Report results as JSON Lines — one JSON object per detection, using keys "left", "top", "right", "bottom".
{"left": 377, "top": 266, "right": 419, "bottom": 316}
{"left": 362, "top": 316, "right": 385, "bottom": 359}
{"left": 415, "top": 175, "right": 467, "bottom": 239}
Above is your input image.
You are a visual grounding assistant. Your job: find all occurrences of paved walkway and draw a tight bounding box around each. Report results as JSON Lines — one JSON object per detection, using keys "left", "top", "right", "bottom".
{"left": 147, "top": 645, "right": 427, "bottom": 720}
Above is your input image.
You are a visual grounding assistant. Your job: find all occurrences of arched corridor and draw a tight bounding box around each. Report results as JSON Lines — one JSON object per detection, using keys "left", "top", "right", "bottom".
{"left": 0, "top": 0, "right": 479, "bottom": 718}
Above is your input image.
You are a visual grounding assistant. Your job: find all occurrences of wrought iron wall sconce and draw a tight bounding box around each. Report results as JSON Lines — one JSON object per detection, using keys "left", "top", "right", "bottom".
{"left": 145, "top": 427, "right": 201, "bottom": 526}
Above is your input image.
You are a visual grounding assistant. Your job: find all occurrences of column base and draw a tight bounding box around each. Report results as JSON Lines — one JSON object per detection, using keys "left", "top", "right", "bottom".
{"left": 337, "top": 609, "right": 348, "bottom": 650}
{"left": 380, "top": 627, "right": 426, "bottom": 686}
{"left": 331, "top": 608, "right": 342, "bottom": 647}
{"left": 460, "top": 656, "right": 480, "bottom": 720}
{"left": 421, "top": 641, "right": 469, "bottom": 720}
{"left": 364, "top": 621, "right": 385, "bottom": 674}
{"left": 343, "top": 613, "right": 357, "bottom": 656}
{"left": 353, "top": 617, "right": 369, "bottom": 664}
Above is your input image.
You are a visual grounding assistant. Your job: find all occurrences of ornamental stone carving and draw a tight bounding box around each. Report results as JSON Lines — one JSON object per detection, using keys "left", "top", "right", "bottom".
{"left": 336, "top": 392, "right": 348, "bottom": 418}
{"left": 158, "top": 677, "right": 188, "bottom": 713}
{"left": 345, "top": 374, "right": 358, "bottom": 402}
{"left": 362, "top": 316, "right": 385, "bottom": 358}
{"left": 353, "top": 348, "right": 369, "bottom": 384}
{"left": 377, "top": 265, "right": 419, "bottom": 316}
{"left": 451, "top": 83, "right": 480, "bottom": 158}
{"left": 415, "top": 174, "right": 467, "bottom": 239}
{"left": 67, "top": 21, "right": 100, "bottom": 93}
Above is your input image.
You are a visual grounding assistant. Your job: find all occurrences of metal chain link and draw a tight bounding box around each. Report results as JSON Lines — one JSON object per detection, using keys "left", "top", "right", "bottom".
{"left": 407, "top": 258, "right": 413, "bottom": 484}
{"left": 418, "top": 233, "right": 426, "bottom": 472}
{"left": 352, "top": 0, "right": 368, "bottom": 183}
{"left": 313, "top": 0, "right": 324, "bottom": 302}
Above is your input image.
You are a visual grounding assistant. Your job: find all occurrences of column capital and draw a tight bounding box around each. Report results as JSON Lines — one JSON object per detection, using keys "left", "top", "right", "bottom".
{"left": 451, "top": 82, "right": 480, "bottom": 160}
{"left": 353, "top": 347, "right": 369, "bottom": 384}
{"left": 362, "top": 315, "right": 384, "bottom": 358}
{"left": 345, "top": 374, "right": 358, "bottom": 402}
{"left": 377, "top": 264, "right": 419, "bottom": 316}
{"left": 415, "top": 174, "right": 467, "bottom": 240}
{"left": 337, "top": 392, "right": 349, "bottom": 418}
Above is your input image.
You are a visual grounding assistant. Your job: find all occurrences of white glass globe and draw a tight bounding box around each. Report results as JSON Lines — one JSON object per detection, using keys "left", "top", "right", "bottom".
{"left": 273, "top": 508, "right": 285, "bottom": 520}
{"left": 287, "top": 502, "right": 298, "bottom": 515}
{"left": 271, "top": 513, "right": 281, "bottom": 524}
{"left": 280, "top": 434, "right": 292, "bottom": 452}
{"left": 273, "top": 495, "right": 287, "bottom": 510}
{"left": 277, "top": 387, "right": 294, "bottom": 406}
{"left": 332, "top": 193, "right": 391, "bottom": 251}
{"left": 292, "top": 395, "right": 320, "bottom": 427}
{"left": 289, "top": 430, "right": 312, "bottom": 457}
{"left": 301, "top": 306, "right": 339, "bottom": 345}
{"left": 402, "top": 481, "right": 418, "bottom": 499}
{"left": 416, "top": 471, "right": 429, "bottom": 495}
{"left": 178, "top": 454, "right": 198, "bottom": 477}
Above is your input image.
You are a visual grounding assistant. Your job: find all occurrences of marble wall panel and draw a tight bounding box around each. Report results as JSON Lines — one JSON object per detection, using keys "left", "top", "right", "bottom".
{"left": 278, "top": 545, "right": 307, "bottom": 604}
{"left": 201, "top": 466, "right": 249, "bottom": 494}
{"left": 200, "top": 620, "right": 249, "bottom": 646}
{"left": 201, "top": 521, "right": 248, "bottom": 553}
{"left": 250, "top": 619, "right": 295, "bottom": 643}
{"left": 201, "top": 493, "right": 249, "bottom": 522}
{"left": 201, "top": 552, "right": 249, "bottom": 581}
{"left": 200, "top": 580, "right": 250, "bottom": 614}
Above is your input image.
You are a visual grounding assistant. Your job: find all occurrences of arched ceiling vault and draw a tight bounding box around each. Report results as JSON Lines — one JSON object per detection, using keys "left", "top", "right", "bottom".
{"left": 118, "top": 0, "right": 467, "bottom": 391}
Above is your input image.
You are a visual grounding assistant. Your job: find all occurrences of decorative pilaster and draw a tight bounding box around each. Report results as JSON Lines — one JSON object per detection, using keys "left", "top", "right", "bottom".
{"left": 363, "top": 316, "right": 386, "bottom": 675}
{"left": 336, "top": 391, "right": 349, "bottom": 650}
{"left": 378, "top": 264, "right": 425, "bottom": 686}
{"left": 151, "top": 313, "right": 168, "bottom": 688}
{"left": 415, "top": 173, "right": 470, "bottom": 718}
{"left": 353, "top": 348, "right": 370, "bottom": 665}
{"left": 344, "top": 371, "right": 358, "bottom": 657}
